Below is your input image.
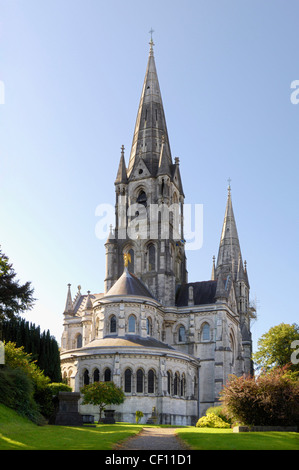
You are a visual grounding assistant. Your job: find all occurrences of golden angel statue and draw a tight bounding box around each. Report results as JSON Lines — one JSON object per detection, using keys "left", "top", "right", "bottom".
{"left": 123, "top": 252, "right": 131, "bottom": 268}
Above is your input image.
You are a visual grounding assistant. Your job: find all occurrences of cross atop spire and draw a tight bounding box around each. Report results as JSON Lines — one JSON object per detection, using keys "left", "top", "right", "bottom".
{"left": 149, "top": 28, "right": 155, "bottom": 54}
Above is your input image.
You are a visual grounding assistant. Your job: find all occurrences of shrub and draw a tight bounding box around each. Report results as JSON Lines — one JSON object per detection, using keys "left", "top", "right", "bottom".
{"left": 135, "top": 410, "right": 144, "bottom": 424}
{"left": 196, "top": 412, "right": 230, "bottom": 428}
{"left": 35, "top": 383, "right": 72, "bottom": 419}
{"left": 220, "top": 366, "right": 299, "bottom": 426}
{"left": 0, "top": 366, "right": 45, "bottom": 424}
{"left": 48, "top": 382, "right": 72, "bottom": 396}
{"left": 205, "top": 406, "right": 231, "bottom": 424}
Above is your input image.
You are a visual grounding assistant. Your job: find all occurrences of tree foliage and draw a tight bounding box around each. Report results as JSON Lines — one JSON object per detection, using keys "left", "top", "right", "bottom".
{"left": 1, "top": 342, "right": 52, "bottom": 423}
{"left": 220, "top": 366, "right": 299, "bottom": 426}
{"left": 81, "top": 381, "right": 125, "bottom": 419}
{"left": 2, "top": 317, "right": 61, "bottom": 382}
{"left": 0, "top": 247, "right": 35, "bottom": 324}
{"left": 252, "top": 323, "right": 299, "bottom": 372}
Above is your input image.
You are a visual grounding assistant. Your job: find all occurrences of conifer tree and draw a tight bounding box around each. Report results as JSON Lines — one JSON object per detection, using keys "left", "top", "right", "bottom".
{"left": 0, "top": 247, "right": 35, "bottom": 325}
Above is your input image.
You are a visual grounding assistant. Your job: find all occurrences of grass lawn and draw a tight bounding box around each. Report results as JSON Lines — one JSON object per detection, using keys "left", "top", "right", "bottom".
{"left": 1, "top": 404, "right": 298, "bottom": 450}
{"left": 0, "top": 404, "right": 143, "bottom": 450}
{"left": 176, "top": 427, "right": 299, "bottom": 450}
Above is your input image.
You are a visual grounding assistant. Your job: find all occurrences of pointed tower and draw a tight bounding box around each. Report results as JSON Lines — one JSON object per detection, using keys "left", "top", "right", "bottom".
{"left": 127, "top": 38, "right": 172, "bottom": 178}
{"left": 107, "top": 38, "right": 187, "bottom": 305}
{"left": 216, "top": 183, "right": 242, "bottom": 280}
{"left": 215, "top": 183, "right": 252, "bottom": 374}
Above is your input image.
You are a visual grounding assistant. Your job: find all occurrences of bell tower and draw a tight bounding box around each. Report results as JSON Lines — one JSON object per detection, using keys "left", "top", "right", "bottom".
{"left": 104, "top": 38, "right": 187, "bottom": 305}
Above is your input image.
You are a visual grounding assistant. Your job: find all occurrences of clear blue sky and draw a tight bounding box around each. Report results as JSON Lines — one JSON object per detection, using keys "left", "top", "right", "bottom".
{"left": 0, "top": 0, "right": 298, "bottom": 353}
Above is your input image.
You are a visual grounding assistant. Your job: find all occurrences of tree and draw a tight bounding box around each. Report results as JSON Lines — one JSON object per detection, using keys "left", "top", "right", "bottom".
{"left": 2, "top": 318, "right": 62, "bottom": 382}
{"left": 0, "top": 247, "right": 35, "bottom": 326}
{"left": 80, "top": 381, "right": 125, "bottom": 419}
{"left": 252, "top": 323, "right": 299, "bottom": 372}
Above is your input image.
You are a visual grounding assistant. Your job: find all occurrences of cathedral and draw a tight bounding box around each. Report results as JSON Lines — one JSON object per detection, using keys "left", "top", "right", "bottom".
{"left": 60, "top": 39, "right": 253, "bottom": 425}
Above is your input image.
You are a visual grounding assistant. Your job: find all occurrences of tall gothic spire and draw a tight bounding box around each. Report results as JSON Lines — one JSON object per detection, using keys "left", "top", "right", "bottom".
{"left": 127, "top": 39, "right": 172, "bottom": 177}
{"left": 216, "top": 184, "right": 242, "bottom": 280}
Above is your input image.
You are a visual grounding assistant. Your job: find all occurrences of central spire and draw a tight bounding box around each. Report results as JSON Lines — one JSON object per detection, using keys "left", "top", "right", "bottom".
{"left": 127, "top": 38, "right": 172, "bottom": 177}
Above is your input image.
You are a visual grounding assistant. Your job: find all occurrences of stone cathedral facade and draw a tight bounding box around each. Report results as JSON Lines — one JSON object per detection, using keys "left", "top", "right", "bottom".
{"left": 60, "top": 40, "right": 254, "bottom": 425}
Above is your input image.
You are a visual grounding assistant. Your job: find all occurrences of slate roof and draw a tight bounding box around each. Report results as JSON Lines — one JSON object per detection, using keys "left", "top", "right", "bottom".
{"left": 104, "top": 267, "right": 155, "bottom": 299}
{"left": 175, "top": 281, "right": 217, "bottom": 307}
{"left": 83, "top": 334, "right": 174, "bottom": 350}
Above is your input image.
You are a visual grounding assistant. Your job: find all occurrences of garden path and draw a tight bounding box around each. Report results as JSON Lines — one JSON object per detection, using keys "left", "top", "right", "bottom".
{"left": 115, "top": 427, "right": 190, "bottom": 450}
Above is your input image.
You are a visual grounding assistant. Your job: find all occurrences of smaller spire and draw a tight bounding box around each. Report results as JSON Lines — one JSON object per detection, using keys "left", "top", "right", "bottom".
{"left": 157, "top": 135, "right": 171, "bottom": 176}
{"left": 64, "top": 284, "right": 73, "bottom": 314}
{"left": 236, "top": 253, "right": 245, "bottom": 282}
{"left": 115, "top": 145, "right": 128, "bottom": 184}
{"left": 243, "top": 260, "right": 250, "bottom": 287}
{"left": 85, "top": 290, "right": 93, "bottom": 310}
{"left": 211, "top": 255, "right": 216, "bottom": 280}
{"left": 105, "top": 224, "right": 115, "bottom": 243}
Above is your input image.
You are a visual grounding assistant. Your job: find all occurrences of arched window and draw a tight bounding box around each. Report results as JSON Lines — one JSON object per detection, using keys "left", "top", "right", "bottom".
{"left": 194, "top": 376, "right": 198, "bottom": 398}
{"left": 229, "top": 332, "right": 235, "bottom": 366}
{"left": 148, "top": 244, "right": 156, "bottom": 271}
{"left": 124, "top": 369, "right": 132, "bottom": 393}
{"left": 110, "top": 315, "right": 117, "bottom": 333}
{"left": 128, "top": 248, "right": 134, "bottom": 273}
{"left": 83, "top": 369, "right": 89, "bottom": 386}
{"left": 76, "top": 333, "right": 82, "bottom": 348}
{"left": 146, "top": 317, "right": 152, "bottom": 336}
{"left": 93, "top": 368, "right": 100, "bottom": 382}
{"left": 174, "top": 372, "right": 180, "bottom": 396}
{"left": 136, "top": 369, "right": 144, "bottom": 393}
{"left": 181, "top": 373, "right": 186, "bottom": 397}
{"left": 137, "top": 190, "right": 147, "bottom": 207}
{"left": 178, "top": 326, "right": 186, "bottom": 342}
{"left": 128, "top": 315, "right": 136, "bottom": 333}
{"left": 202, "top": 323, "right": 210, "bottom": 341}
{"left": 167, "top": 371, "right": 172, "bottom": 395}
{"left": 148, "top": 370, "right": 155, "bottom": 394}
{"left": 104, "top": 368, "right": 111, "bottom": 382}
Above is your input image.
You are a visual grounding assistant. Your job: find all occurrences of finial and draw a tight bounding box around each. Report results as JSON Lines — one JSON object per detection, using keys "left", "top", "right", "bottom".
{"left": 121, "top": 144, "right": 125, "bottom": 156}
{"left": 123, "top": 252, "right": 131, "bottom": 268}
{"left": 149, "top": 28, "right": 155, "bottom": 53}
{"left": 227, "top": 177, "right": 232, "bottom": 194}
{"left": 244, "top": 260, "right": 247, "bottom": 272}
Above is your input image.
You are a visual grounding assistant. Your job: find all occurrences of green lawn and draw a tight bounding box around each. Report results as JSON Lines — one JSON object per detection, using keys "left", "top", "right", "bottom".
{"left": 0, "top": 404, "right": 143, "bottom": 450}
{"left": 176, "top": 427, "right": 299, "bottom": 450}
{"left": 0, "top": 404, "right": 298, "bottom": 450}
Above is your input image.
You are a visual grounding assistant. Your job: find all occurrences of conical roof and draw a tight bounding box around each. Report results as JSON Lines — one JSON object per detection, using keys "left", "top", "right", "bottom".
{"left": 104, "top": 267, "right": 155, "bottom": 299}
